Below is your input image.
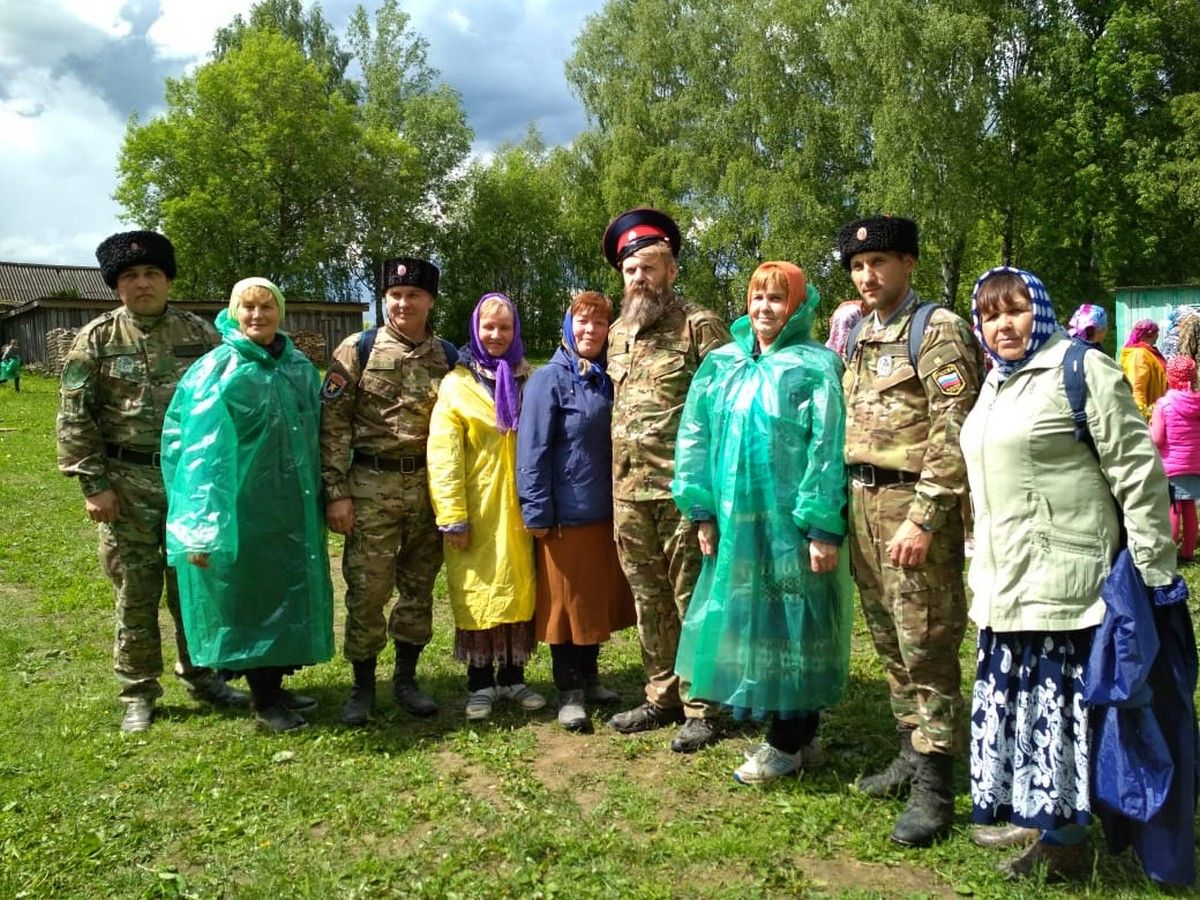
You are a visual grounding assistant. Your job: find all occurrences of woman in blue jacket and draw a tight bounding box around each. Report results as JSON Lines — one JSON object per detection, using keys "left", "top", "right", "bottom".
{"left": 517, "top": 291, "right": 635, "bottom": 732}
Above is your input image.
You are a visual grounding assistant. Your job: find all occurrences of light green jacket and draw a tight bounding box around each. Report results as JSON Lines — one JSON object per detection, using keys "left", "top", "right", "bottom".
{"left": 961, "top": 333, "right": 1176, "bottom": 632}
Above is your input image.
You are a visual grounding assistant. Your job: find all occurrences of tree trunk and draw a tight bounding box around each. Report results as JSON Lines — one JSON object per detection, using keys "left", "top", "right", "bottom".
{"left": 940, "top": 233, "right": 965, "bottom": 315}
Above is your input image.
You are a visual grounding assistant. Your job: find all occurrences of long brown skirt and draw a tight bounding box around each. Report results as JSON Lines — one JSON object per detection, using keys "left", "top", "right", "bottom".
{"left": 535, "top": 520, "right": 637, "bottom": 644}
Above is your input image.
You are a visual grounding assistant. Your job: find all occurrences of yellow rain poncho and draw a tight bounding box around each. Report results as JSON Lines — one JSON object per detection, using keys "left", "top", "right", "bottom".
{"left": 427, "top": 360, "right": 535, "bottom": 630}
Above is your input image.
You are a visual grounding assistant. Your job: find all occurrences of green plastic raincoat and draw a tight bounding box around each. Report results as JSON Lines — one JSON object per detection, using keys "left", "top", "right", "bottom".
{"left": 671, "top": 286, "right": 852, "bottom": 718}
{"left": 162, "top": 311, "right": 333, "bottom": 670}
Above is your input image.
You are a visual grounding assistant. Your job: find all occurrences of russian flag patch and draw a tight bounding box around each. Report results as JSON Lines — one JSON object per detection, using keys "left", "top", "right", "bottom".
{"left": 933, "top": 364, "right": 966, "bottom": 396}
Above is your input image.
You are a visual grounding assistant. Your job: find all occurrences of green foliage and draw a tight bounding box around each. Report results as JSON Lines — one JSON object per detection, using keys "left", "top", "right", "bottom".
{"left": 116, "top": 0, "right": 471, "bottom": 310}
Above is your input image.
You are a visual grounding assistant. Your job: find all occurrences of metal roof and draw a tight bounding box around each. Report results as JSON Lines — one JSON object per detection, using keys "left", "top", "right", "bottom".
{"left": 0, "top": 262, "right": 111, "bottom": 307}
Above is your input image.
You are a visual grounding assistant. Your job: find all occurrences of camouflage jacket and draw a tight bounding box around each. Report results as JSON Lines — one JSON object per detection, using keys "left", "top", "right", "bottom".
{"left": 319, "top": 326, "right": 453, "bottom": 502}
{"left": 843, "top": 290, "right": 983, "bottom": 531}
{"left": 608, "top": 299, "right": 730, "bottom": 501}
{"left": 56, "top": 305, "right": 219, "bottom": 496}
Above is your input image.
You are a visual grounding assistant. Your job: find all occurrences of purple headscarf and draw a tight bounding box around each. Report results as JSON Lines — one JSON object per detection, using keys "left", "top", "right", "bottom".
{"left": 469, "top": 292, "right": 524, "bottom": 433}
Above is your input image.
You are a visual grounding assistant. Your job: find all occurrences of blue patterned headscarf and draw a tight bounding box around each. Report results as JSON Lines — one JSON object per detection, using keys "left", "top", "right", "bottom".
{"left": 970, "top": 265, "right": 1060, "bottom": 382}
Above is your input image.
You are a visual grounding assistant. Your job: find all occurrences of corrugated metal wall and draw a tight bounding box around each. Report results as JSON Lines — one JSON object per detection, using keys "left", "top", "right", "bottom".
{"left": 1114, "top": 285, "right": 1200, "bottom": 348}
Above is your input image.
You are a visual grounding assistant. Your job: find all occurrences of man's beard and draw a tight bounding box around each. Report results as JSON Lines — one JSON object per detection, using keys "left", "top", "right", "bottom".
{"left": 621, "top": 284, "right": 673, "bottom": 329}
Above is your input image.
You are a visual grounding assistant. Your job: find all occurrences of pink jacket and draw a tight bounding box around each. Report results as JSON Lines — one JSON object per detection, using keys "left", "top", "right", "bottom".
{"left": 1151, "top": 388, "right": 1200, "bottom": 476}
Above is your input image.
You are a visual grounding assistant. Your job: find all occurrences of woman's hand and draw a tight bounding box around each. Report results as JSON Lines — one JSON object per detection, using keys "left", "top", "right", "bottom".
{"left": 445, "top": 527, "right": 470, "bottom": 551}
{"left": 188, "top": 552, "right": 210, "bottom": 569}
{"left": 526, "top": 527, "right": 549, "bottom": 539}
{"left": 809, "top": 539, "right": 838, "bottom": 573}
{"left": 697, "top": 521, "right": 718, "bottom": 556}
{"left": 326, "top": 498, "right": 355, "bottom": 535}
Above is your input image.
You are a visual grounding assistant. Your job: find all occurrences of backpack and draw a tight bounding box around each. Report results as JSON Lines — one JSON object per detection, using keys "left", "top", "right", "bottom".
{"left": 845, "top": 301, "right": 939, "bottom": 370}
{"left": 356, "top": 328, "right": 458, "bottom": 373}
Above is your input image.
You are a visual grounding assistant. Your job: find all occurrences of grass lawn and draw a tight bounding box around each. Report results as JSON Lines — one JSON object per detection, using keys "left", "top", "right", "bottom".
{"left": 0, "top": 373, "right": 1196, "bottom": 898}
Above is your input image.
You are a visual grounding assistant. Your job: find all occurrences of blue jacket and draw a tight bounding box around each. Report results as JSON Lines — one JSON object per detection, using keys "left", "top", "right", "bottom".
{"left": 517, "top": 345, "right": 614, "bottom": 529}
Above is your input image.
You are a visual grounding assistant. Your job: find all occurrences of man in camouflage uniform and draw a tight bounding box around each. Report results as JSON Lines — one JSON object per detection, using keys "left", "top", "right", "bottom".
{"left": 602, "top": 208, "right": 732, "bottom": 753}
{"left": 57, "top": 230, "right": 247, "bottom": 733}
{"left": 320, "top": 257, "right": 453, "bottom": 725}
{"left": 838, "top": 216, "right": 983, "bottom": 846}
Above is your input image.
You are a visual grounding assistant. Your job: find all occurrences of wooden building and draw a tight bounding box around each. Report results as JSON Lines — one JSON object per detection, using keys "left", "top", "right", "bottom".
{"left": 0, "top": 262, "right": 367, "bottom": 366}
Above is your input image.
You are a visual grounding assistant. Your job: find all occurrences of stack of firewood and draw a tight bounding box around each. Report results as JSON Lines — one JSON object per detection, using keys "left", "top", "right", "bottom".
{"left": 289, "top": 330, "right": 327, "bottom": 366}
{"left": 45, "top": 328, "right": 79, "bottom": 375}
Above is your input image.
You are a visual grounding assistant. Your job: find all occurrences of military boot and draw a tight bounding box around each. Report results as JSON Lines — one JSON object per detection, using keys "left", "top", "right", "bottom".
{"left": 121, "top": 697, "right": 154, "bottom": 734}
{"left": 187, "top": 671, "right": 250, "bottom": 707}
{"left": 392, "top": 641, "right": 438, "bottom": 717}
{"left": 890, "top": 750, "right": 955, "bottom": 847}
{"left": 856, "top": 725, "right": 918, "bottom": 798}
{"left": 342, "top": 659, "right": 377, "bottom": 726}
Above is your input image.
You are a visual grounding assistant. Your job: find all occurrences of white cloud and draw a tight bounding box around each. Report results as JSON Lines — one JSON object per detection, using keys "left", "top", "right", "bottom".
{"left": 146, "top": 0, "right": 257, "bottom": 60}
{"left": 447, "top": 9, "right": 472, "bottom": 36}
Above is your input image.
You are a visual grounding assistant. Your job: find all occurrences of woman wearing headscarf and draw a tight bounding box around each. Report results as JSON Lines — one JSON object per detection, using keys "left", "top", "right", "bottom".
{"left": 672, "top": 261, "right": 852, "bottom": 784}
{"left": 824, "top": 299, "right": 865, "bottom": 357}
{"left": 517, "top": 291, "right": 636, "bottom": 732}
{"left": 961, "top": 266, "right": 1177, "bottom": 878}
{"left": 428, "top": 292, "right": 543, "bottom": 721}
{"left": 162, "top": 278, "right": 334, "bottom": 731}
{"left": 1066, "top": 303, "right": 1108, "bottom": 348}
{"left": 1119, "top": 318, "right": 1167, "bottom": 419}
{"left": 1151, "top": 355, "right": 1200, "bottom": 563}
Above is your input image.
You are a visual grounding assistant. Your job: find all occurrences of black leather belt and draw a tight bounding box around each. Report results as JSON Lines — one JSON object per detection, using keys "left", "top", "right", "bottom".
{"left": 105, "top": 443, "right": 161, "bottom": 467}
{"left": 849, "top": 463, "right": 919, "bottom": 487}
{"left": 353, "top": 451, "right": 426, "bottom": 474}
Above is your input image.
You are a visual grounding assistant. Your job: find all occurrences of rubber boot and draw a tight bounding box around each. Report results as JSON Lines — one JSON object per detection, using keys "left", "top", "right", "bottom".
{"left": 891, "top": 751, "right": 955, "bottom": 847}
{"left": 342, "top": 658, "right": 377, "bottom": 726}
{"left": 856, "top": 725, "right": 918, "bottom": 798}
{"left": 392, "top": 641, "right": 438, "bottom": 717}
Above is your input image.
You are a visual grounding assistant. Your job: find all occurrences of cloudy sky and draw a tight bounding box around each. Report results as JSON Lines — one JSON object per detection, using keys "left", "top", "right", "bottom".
{"left": 0, "top": 0, "right": 602, "bottom": 266}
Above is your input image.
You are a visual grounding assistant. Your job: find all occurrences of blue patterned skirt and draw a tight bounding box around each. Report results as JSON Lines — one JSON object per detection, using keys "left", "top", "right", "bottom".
{"left": 970, "top": 627, "right": 1095, "bottom": 830}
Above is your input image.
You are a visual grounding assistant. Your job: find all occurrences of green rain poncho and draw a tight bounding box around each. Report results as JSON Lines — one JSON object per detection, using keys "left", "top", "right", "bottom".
{"left": 672, "top": 284, "right": 852, "bottom": 719}
{"left": 162, "top": 310, "right": 333, "bottom": 670}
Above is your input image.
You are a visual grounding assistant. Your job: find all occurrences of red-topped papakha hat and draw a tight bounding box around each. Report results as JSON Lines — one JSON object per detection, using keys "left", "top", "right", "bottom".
{"left": 602, "top": 207, "right": 682, "bottom": 270}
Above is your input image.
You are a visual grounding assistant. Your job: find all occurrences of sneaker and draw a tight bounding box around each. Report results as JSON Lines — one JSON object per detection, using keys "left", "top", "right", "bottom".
{"left": 743, "top": 738, "right": 823, "bottom": 767}
{"left": 120, "top": 698, "right": 154, "bottom": 734}
{"left": 670, "top": 717, "right": 719, "bottom": 753}
{"left": 608, "top": 701, "right": 686, "bottom": 734}
{"left": 583, "top": 677, "right": 620, "bottom": 704}
{"left": 734, "top": 743, "right": 801, "bottom": 784}
{"left": 496, "top": 683, "right": 546, "bottom": 711}
{"left": 556, "top": 689, "right": 589, "bottom": 732}
{"left": 465, "top": 687, "right": 497, "bottom": 720}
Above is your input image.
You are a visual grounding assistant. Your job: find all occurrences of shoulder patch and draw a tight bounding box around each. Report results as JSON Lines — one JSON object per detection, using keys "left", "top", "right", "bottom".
{"left": 320, "top": 370, "right": 349, "bottom": 402}
{"left": 932, "top": 363, "right": 966, "bottom": 396}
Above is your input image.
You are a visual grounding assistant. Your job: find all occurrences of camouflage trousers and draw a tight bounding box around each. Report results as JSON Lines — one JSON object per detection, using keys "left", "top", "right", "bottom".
{"left": 848, "top": 481, "right": 968, "bottom": 755}
{"left": 342, "top": 466, "right": 442, "bottom": 661}
{"left": 99, "top": 460, "right": 209, "bottom": 702}
{"left": 613, "top": 497, "right": 713, "bottom": 718}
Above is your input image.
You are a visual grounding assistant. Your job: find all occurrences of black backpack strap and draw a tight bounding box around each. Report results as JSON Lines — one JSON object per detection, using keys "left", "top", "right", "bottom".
{"left": 1063, "top": 336, "right": 1099, "bottom": 460}
{"left": 907, "top": 302, "right": 939, "bottom": 369}
{"left": 438, "top": 337, "right": 459, "bottom": 371}
{"left": 356, "top": 328, "right": 378, "bottom": 373}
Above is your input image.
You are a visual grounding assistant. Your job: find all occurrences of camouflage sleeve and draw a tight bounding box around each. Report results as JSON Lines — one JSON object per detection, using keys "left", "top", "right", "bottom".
{"left": 910, "top": 314, "right": 983, "bottom": 531}
{"left": 56, "top": 327, "right": 108, "bottom": 495}
{"left": 318, "top": 335, "right": 362, "bottom": 502}
{"left": 691, "top": 310, "right": 732, "bottom": 361}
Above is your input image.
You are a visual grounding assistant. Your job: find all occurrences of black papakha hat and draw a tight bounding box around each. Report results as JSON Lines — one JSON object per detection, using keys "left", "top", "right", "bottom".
{"left": 95, "top": 230, "right": 177, "bottom": 288}
{"left": 602, "top": 207, "right": 682, "bottom": 270}
{"left": 381, "top": 257, "right": 439, "bottom": 296}
{"left": 836, "top": 215, "right": 919, "bottom": 270}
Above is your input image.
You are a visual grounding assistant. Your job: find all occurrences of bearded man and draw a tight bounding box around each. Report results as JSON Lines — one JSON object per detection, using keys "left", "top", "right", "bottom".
{"left": 601, "top": 207, "right": 731, "bottom": 753}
